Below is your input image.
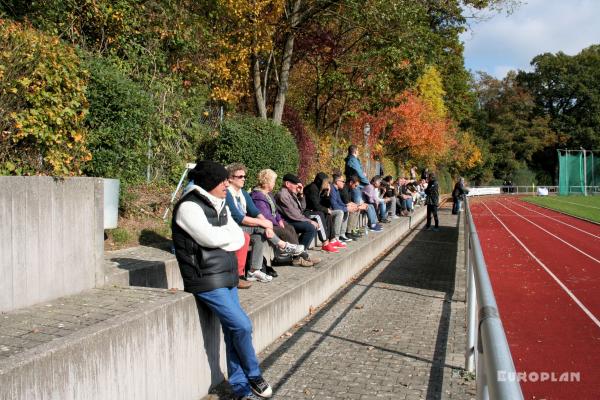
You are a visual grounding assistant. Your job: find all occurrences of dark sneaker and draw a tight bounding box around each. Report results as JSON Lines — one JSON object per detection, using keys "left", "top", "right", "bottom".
{"left": 237, "top": 393, "right": 263, "bottom": 400}
{"left": 265, "top": 266, "right": 278, "bottom": 278}
{"left": 249, "top": 376, "right": 272, "bottom": 398}
{"left": 432, "top": 227, "right": 440, "bottom": 232}
{"left": 369, "top": 224, "right": 383, "bottom": 232}
{"left": 339, "top": 235, "right": 353, "bottom": 242}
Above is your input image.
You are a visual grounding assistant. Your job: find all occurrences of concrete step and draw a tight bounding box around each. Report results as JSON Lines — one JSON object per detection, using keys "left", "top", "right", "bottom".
{"left": 1, "top": 207, "right": 426, "bottom": 400}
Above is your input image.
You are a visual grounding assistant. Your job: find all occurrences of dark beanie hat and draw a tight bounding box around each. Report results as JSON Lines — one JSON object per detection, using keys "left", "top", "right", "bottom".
{"left": 282, "top": 173, "right": 301, "bottom": 184}
{"left": 188, "top": 160, "right": 228, "bottom": 191}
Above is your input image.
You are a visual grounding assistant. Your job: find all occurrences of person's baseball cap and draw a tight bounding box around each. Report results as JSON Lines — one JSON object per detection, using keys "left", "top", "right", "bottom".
{"left": 282, "top": 173, "right": 301, "bottom": 184}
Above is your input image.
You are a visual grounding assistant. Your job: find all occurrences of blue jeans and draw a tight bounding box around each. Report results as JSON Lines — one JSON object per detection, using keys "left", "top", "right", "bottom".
{"left": 377, "top": 199, "right": 387, "bottom": 219}
{"left": 452, "top": 199, "right": 461, "bottom": 214}
{"left": 196, "top": 287, "right": 261, "bottom": 397}
{"left": 351, "top": 186, "right": 363, "bottom": 204}
{"left": 366, "top": 204, "right": 378, "bottom": 226}
{"left": 288, "top": 220, "right": 317, "bottom": 248}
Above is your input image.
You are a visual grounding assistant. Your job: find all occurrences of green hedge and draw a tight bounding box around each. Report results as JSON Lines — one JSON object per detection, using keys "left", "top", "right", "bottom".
{"left": 83, "top": 56, "right": 151, "bottom": 183}
{"left": 205, "top": 115, "right": 299, "bottom": 189}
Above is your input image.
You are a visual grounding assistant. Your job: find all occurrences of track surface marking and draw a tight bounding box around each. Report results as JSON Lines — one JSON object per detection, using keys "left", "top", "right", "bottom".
{"left": 471, "top": 198, "right": 600, "bottom": 399}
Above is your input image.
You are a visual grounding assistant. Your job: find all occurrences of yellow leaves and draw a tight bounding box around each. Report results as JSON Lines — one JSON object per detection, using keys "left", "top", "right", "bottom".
{"left": 1, "top": 19, "right": 89, "bottom": 176}
{"left": 416, "top": 66, "right": 447, "bottom": 120}
{"left": 207, "top": 0, "right": 285, "bottom": 104}
{"left": 72, "top": 132, "right": 83, "bottom": 142}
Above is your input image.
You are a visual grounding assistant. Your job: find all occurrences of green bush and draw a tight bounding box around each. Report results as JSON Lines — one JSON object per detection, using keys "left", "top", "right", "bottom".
{"left": 206, "top": 115, "right": 299, "bottom": 189}
{"left": 437, "top": 169, "right": 453, "bottom": 194}
{"left": 83, "top": 55, "right": 153, "bottom": 183}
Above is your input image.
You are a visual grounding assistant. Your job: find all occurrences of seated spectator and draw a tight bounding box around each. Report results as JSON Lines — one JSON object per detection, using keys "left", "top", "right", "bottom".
{"left": 327, "top": 174, "right": 359, "bottom": 242}
{"left": 362, "top": 176, "right": 388, "bottom": 228}
{"left": 340, "top": 175, "right": 369, "bottom": 239}
{"left": 381, "top": 175, "right": 398, "bottom": 218}
{"left": 303, "top": 172, "right": 344, "bottom": 252}
{"left": 226, "top": 163, "right": 303, "bottom": 282}
{"left": 398, "top": 178, "right": 414, "bottom": 215}
{"left": 251, "top": 169, "right": 319, "bottom": 267}
{"left": 275, "top": 174, "right": 320, "bottom": 250}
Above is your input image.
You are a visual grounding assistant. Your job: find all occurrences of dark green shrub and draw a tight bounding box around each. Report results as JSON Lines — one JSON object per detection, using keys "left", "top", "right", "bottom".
{"left": 436, "top": 169, "right": 453, "bottom": 194}
{"left": 206, "top": 115, "right": 299, "bottom": 189}
{"left": 83, "top": 56, "right": 153, "bottom": 183}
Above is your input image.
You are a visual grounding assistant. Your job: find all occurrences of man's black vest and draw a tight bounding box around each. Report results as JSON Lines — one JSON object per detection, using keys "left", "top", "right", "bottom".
{"left": 171, "top": 190, "right": 238, "bottom": 293}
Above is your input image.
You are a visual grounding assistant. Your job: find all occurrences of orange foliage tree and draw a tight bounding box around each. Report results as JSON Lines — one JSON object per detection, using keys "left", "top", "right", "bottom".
{"left": 347, "top": 91, "right": 453, "bottom": 174}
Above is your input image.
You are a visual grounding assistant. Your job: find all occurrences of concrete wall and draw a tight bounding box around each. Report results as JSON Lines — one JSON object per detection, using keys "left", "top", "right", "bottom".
{"left": 0, "top": 289, "right": 227, "bottom": 400}
{"left": 0, "top": 177, "right": 104, "bottom": 312}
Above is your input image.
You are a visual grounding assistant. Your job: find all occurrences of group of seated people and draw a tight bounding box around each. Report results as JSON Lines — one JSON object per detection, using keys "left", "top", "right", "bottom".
{"left": 182, "top": 154, "right": 429, "bottom": 290}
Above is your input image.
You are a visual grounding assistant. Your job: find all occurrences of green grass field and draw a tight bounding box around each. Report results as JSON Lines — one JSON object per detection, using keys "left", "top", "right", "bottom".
{"left": 523, "top": 195, "right": 600, "bottom": 223}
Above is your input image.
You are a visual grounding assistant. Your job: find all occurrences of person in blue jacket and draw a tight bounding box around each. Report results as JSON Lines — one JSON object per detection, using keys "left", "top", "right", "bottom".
{"left": 225, "top": 163, "right": 303, "bottom": 282}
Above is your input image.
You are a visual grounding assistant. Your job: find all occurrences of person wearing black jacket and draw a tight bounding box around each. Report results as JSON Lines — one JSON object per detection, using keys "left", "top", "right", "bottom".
{"left": 171, "top": 161, "right": 272, "bottom": 400}
{"left": 302, "top": 172, "right": 339, "bottom": 253}
{"left": 424, "top": 172, "right": 440, "bottom": 231}
{"left": 452, "top": 177, "right": 469, "bottom": 214}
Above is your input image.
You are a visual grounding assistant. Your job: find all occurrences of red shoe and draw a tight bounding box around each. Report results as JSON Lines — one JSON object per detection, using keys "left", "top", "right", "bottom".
{"left": 331, "top": 239, "right": 347, "bottom": 248}
{"left": 321, "top": 243, "right": 339, "bottom": 253}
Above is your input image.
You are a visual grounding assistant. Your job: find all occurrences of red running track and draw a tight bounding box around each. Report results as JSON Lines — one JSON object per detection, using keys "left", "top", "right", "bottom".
{"left": 471, "top": 197, "right": 600, "bottom": 399}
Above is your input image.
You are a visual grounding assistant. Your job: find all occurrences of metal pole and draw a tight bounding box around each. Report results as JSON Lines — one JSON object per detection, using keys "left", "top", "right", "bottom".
{"left": 364, "top": 123, "right": 371, "bottom": 178}
{"left": 582, "top": 148, "right": 587, "bottom": 196}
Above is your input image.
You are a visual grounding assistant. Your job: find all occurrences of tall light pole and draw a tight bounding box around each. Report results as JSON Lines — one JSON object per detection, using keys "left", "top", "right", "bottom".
{"left": 364, "top": 122, "right": 371, "bottom": 178}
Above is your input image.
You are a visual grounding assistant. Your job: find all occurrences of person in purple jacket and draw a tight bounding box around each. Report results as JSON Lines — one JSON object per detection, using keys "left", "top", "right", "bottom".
{"left": 251, "top": 169, "right": 320, "bottom": 267}
{"left": 225, "top": 163, "right": 304, "bottom": 281}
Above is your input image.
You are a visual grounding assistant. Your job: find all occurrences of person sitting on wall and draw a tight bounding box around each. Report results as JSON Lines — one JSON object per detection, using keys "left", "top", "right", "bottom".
{"left": 250, "top": 169, "right": 318, "bottom": 267}
{"left": 328, "top": 173, "right": 360, "bottom": 242}
{"left": 362, "top": 175, "right": 388, "bottom": 228}
{"left": 302, "top": 172, "right": 343, "bottom": 252}
{"left": 225, "top": 163, "right": 304, "bottom": 282}
{"left": 340, "top": 175, "right": 369, "bottom": 239}
{"left": 275, "top": 174, "right": 320, "bottom": 250}
{"left": 171, "top": 160, "right": 273, "bottom": 400}
{"left": 381, "top": 175, "right": 398, "bottom": 218}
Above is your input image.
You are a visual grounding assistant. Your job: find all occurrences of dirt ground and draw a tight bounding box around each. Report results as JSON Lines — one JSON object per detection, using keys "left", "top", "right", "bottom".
{"left": 104, "top": 183, "right": 175, "bottom": 251}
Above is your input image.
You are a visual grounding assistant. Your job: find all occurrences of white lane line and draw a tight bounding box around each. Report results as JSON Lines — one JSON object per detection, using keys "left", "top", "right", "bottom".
{"left": 494, "top": 201, "right": 600, "bottom": 265}
{"left": 511, "top": 200, "right": 600, "bottom": 240}
{"left": 549, "top": 198, "right": 600, "bottom": 210}
{"left": 482, "top": 202, "right": 600, "bottom": 329}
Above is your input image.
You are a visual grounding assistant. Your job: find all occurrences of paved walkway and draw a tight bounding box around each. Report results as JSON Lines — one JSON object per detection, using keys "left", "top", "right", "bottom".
{"left": 206, "top": 205, "right": 475, "bottom": 400}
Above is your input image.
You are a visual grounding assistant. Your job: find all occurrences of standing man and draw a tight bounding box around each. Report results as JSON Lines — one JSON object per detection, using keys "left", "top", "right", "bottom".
{"left": 171, "top": 161, "right": 272, "bottom": 400}
{"left": 452, "top": 177, "right": 469, "bottom": 214}
{"left": 424, "top": 172, "right": 440, "bottom": 231}
{"left": 344, "top": 145, "right": 369, "bottom": 204}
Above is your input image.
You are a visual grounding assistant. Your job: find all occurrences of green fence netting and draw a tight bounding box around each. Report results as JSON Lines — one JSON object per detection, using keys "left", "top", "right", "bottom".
{"left": 558, "top": 150, "right": 600, "bottom": 195}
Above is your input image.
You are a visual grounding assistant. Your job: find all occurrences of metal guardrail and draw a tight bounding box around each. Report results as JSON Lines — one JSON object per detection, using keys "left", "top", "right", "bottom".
{"left": 464, "top": 197, "right": 524, "bottom": 400}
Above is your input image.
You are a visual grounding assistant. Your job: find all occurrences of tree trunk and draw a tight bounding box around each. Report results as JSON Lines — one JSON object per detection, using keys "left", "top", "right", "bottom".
{"left": 272, "top": 0, "right": 302, "bottom": 125}
{"left": 252, "top": 55, "right": 268, "bottom": 119}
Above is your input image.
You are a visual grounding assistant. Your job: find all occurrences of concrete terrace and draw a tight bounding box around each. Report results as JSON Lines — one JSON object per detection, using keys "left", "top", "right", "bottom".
{"left": 0, "top": 202, "right": 474, "bottom": 399}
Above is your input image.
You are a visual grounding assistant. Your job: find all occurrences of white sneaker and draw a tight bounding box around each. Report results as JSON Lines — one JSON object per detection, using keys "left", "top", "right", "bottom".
{"left": 248, "top": 269, "right": 272, "bottom": 283}
{"left": 281, "top": 242, "right": 305, "bottom": 256}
